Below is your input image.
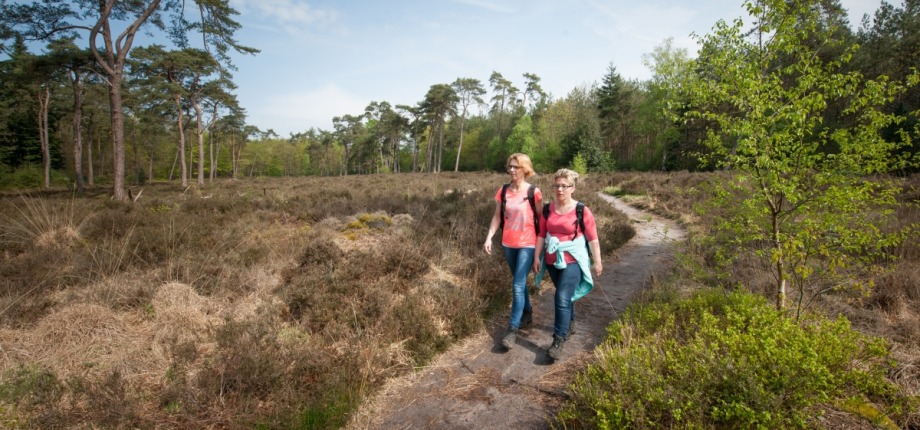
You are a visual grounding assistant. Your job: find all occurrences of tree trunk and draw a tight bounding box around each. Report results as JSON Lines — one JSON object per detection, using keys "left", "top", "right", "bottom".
{"left": 132, "top": 122, "right": 141, "bottom": 184}
{"left": 231, "top": 134, "right": 239, "bottom": 180}
{"left": 72, "top": 74, "right": 85, "bottom": 194}
{"left": 209, "top": 103, "right": 219, "bottom": 181}
{"left": 454, "top": 114, "right": 466, "bottom": 172}
{"left": 412, "top": 138, "right": 419, "bottom": 172}
{"left": 436, "top": 119, "right": 444, "bottom": 173}
{"left": 209, "top": 127, "right": 216, "bottom": 181}
{"left": 777, "top": 278, "right": 786, "bottom": 310}
{"left": 187, "top": 130, "right": 193, "bottom": 182}
{"left": 148, "top": 138, "right": 154, "bottom": 182}
{"left": 169, "top": 143, "right": 178, "bottom": 181}
{"left": 392, "top": 131, "right": 400, "bottom": 173}
{"left": 109, "top": 73, "right": 127, "bottom": 200}
{"left": 425, "top": 129, "right": 433, "bottom": 173}
{"left": 343, "top": 141, "right": 349, "bottom": 176}
{"left": 660, "top": 137, "right": 668, "bottom": 171}
{"left": 193, "top": 97, "right": 205, "bottom": 185}
{"left": 175, "top": 96, "right": 188, "bottom": 187}
{"left": 87, "top": 136, "right": 94, "bottom": 186}
{"left": 38, "top": 87, "right": 51, "bottom": 188}
{"left": 771, "top": 210, "right": 786, "bottom": 310}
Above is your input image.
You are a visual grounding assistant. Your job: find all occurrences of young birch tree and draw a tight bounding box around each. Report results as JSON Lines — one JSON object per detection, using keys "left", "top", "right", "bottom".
{"left": 689, "top": 0, "right": 918, "bottom": 312}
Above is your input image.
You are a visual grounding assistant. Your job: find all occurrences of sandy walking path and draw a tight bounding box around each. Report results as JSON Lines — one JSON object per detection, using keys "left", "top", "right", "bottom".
{"left": 347, "top": 194, "right": 685, "bottom": 429}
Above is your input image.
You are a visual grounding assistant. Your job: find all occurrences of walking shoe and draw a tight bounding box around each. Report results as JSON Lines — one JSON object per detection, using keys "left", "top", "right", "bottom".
{"left": 521, "top": 310, "right": 533, "bottom": 327}
{"left": 547, "top": 334, "right": 565, "bottom": 361}
{"left": 501, "top": 328, "right": 518, "bottom": 349}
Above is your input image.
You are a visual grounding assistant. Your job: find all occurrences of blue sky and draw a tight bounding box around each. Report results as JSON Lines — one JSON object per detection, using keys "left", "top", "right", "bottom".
{"left": 226, "top": 0, "right": 882, "bottom": 137}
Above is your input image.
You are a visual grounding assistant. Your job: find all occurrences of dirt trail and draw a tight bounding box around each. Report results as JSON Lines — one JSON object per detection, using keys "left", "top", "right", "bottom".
{"left": 346, "top": 194, "right": 685, "bottom": 429}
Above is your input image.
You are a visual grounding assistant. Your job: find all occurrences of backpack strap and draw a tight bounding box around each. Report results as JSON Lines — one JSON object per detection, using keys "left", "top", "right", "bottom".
{"left": 544, "top": 201, "right": 592, "bottom": 260}
{"left": 499, "top": 183, "right": 509, "bottom": 230}
{"left": 575, "top": 202, "right": 586, "bottom": 237}
{"left": 576, "top": 201, "right": 591, "bottom": 262}
{"left": 543, "top": 202, "right": 583, "bottom": 240}
{"left": 528, "top": 184, "right": 538, "bottom": 232}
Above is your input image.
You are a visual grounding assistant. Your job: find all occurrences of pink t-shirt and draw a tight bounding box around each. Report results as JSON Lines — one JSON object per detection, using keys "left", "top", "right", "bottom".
{"left": 495, "top": 185, "right": 543, "bottom": 248}
{"left": 538, "top": 201, "right": 598, "bottom": 265}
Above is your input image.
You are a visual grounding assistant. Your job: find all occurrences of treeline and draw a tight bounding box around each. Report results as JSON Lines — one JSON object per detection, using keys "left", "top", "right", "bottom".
{"left": 1, "top": 0, "right": 918, "bottom": 196}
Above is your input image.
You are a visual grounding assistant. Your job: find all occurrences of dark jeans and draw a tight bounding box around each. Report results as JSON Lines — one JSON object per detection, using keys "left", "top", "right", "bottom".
{"left": 546, "top": 262, "right": 580, "bottom": 338}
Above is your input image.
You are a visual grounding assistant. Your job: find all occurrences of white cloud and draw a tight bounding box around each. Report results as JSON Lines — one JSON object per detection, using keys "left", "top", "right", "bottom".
{"left": 232, "top": 0, "right": 338, "bottom": 34}
{"left": 450, "top": 0, "right": 516, "bottom": 14}
{"left": 247, "top": 84, "right": 367, "bottom": 134}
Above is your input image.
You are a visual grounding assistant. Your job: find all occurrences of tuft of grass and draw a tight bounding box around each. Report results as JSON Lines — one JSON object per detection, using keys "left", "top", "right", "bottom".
{"left": 0, "top": 193, "right": 94, "bottom": 250}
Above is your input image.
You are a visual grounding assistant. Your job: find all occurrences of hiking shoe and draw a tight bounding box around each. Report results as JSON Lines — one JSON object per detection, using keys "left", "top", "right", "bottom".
{"left": 521, "top": 310, "right": 533, "bottom": 327}
{"left": 547, "top": 334, "right": 565, "bottom": 361}
{"left": 501, "top": 328, "right": 518, "bottom": 349}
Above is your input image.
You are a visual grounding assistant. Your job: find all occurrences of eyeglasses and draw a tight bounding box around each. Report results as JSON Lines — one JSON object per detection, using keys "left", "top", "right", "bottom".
{"left": 552, "top": 184, "right": 574, "bottom": 190}
{"left": 507, "top": 165, "right": 521, "bottom": 170}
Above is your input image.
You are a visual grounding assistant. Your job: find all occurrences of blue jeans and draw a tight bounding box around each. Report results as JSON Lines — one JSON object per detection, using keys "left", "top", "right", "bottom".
{"left": 503, "top": 246, "right": 534, "bottom": 330}
{"left": 546, "top": 263, "right": 580, "bottom": 339}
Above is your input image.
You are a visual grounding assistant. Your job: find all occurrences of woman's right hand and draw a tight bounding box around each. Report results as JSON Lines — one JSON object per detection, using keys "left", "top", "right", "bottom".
{"left": 483, "top": 240, "right": 492, "bottom": 255}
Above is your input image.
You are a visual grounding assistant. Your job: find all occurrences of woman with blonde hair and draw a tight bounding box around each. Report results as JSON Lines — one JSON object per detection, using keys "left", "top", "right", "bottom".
{"left": 533, "top": 168, "right": 602, "bottom": 361}
{"left": 484, "top": 153, "right": 543, "bottom": 350}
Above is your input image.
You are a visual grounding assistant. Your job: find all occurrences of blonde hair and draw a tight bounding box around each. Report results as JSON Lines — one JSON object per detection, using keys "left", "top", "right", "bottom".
{"left": 554, "top": 168, "right": 580, "bottom": 186}
{"left": 507, "top": 153, "right": 535, "bottom": 178}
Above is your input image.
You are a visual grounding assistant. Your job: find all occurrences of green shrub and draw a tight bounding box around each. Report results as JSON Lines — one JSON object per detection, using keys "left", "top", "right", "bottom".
{"left": 0, "top": 366, "right": 62, "bottom": 411}
{"left": 555, "top": 289, "right": 911, "bottom": 429}
{"left": 0, "top": 165, "right": 71, "bottom": 189}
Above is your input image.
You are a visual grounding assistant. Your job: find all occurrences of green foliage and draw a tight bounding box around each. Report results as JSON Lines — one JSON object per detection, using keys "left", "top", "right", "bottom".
{"left": 506, "top": 114, "right": 537, "bottom": 155}
{"left": 640, "top": 37, "right": 704, "bottom": 171}
{"left": 343, "top": 212, "right": 393, "bottom": 240}
{"left": 0, "top": 366, "right": 62, "bottom": 410}
{"left": 0, "top": 165, "right": 71, "bottom": 189}
{"left": 486, "top": 136, "right": 508, "bottom": 171}
{"left": 571, "top": 153, "right": 587, "bottom": 175}
{"left": 602, "top": 185, "right": 626, "bottom": 197}
{"left": 854, "top": 0, "right": 920, "bottom": 165}
{"left": 687, "top": 0, "right": 919, "bottom": 310}
{"left": 287, "top": 390, "right": 357, "bottom": 430}
{"left": 555, "top": 289, "right": 910, "bottom": 429}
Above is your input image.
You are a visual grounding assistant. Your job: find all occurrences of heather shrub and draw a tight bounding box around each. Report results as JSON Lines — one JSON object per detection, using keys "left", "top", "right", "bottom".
{"left": 0, "top": 366, "right": 148, "bottom": 429}
{"left": 0, "top": 366, "right": 62, "bottom": 413}
{"left": 556, "top": 289, "right": 913, "bottom": 429}
{"left": 0, "top": 173, "right": 640, "bottom": 428}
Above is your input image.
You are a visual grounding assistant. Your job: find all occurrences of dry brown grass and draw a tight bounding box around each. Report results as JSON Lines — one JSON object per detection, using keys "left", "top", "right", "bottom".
{"left": 16, "top": 170, "right": 912, "bottom": 427}
{"left": 0, "top": 172, "right": 637, "bottom": 428}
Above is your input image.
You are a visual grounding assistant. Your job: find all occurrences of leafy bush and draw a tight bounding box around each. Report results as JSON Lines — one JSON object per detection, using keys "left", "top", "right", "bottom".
{"left": 555, "top": 289, "right": 913, "bottom": 429}
{"left": 0, "top": 165, "right": 71, "bottom": 189}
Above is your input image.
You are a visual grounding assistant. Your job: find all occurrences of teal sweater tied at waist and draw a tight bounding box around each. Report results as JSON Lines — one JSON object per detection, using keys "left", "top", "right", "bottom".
{"left": 535, "top": 233, "right": 594, "bottom": 301}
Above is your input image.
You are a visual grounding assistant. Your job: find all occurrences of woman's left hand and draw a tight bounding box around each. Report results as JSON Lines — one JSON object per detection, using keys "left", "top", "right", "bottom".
{"left": 592, "top": 260, "right": 603, "bottom": 277}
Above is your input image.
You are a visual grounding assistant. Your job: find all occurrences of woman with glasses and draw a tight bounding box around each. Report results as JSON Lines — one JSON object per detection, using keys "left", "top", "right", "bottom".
{"left": 483, "top": 153, "right": 543, "bottom": 350}
{"left": 532, "top": 168, "right": 603, "bottom": 362}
